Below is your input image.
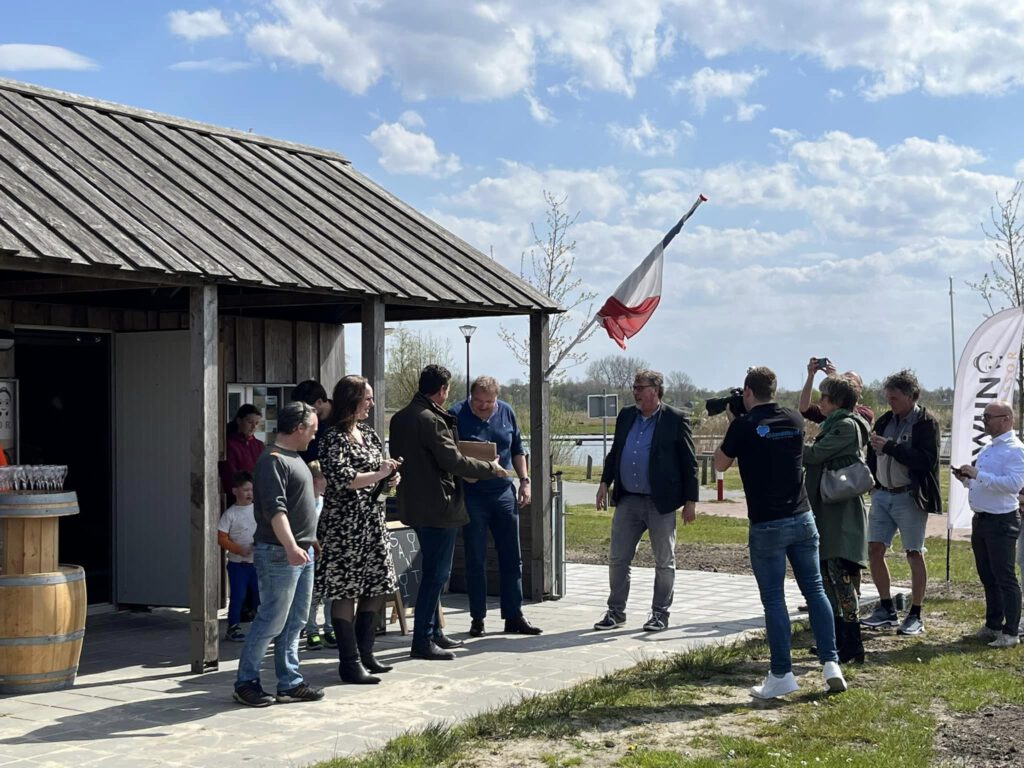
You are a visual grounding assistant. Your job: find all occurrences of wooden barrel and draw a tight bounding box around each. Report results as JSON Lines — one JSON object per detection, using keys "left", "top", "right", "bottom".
{"left": 0, "top": 565, "right": 87, "bottom": 694}
{"left": 0, "top": 491, "right": 80, "bottom": 575}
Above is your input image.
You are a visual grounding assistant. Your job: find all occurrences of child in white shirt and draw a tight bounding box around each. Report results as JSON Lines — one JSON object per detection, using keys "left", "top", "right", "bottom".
{"left": 304, "top": 461, "right": 336, "bottom": 650}
{"left": 218, "top": 472, "right": 259, "bottom": 642}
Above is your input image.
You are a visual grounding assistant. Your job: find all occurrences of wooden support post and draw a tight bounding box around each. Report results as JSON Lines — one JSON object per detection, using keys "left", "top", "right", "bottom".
{"left": 361, "top": 298, "right": 386, "bottom": 438}
{"left": 189, "top": 285, "right": 220, "bottom": 673}
{"left": 528, "top": 311, "right": 553, "bottom": 600}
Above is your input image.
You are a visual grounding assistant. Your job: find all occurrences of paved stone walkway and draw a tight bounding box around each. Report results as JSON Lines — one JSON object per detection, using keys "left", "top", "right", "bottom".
{"left": 0, "top": 563, "right": 873, "bottom": 768}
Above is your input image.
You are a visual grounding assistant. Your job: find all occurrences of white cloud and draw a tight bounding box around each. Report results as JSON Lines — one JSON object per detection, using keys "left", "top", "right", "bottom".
{"left": 671, "top": 66, "right": 767, "bottom": 114}
{"left": 525, "top": 91, "right": 557, "bottom": 124}
{"left": 1015, "top": 159, "right": 1024, "bottom": 178}
{"left": 770, "top": 128, "right": 802, "bottom": 145}
{"left": 667, "top": 1, "right": 1024, "bottom": 100}
{"left": 608, "top": 114, "right": 680, "bottom": 156}
{"left": 398, "top": 110, "right": 424, "bottom": 129}
{"left": 167, "top": 9, "right": 231, "bottom": 40}
{"left": 443, "top": 161, "right": 629, "bottom": 220}
{"left": 169, "top": 58, "right": 253, "bottom": 73}
{"left": 826, "top": 87, "right": 844, "bottom": 101}
{"left": 0, "top": 44, "right": 97, "bottom": 71}
{"left": 365, "top": 121, "right": 461, "bottom": 177}
{"left": 734, "top": 102, "right": 765, "bottom": 122}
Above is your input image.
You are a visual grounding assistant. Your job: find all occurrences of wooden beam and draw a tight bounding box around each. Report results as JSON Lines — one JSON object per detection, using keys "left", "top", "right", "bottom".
{"left": 219, "top": 291, "right": 353, "bottom": 310}
{"left": 0, "top": 276, "right": 154, "bottom": 297}
{"left": 528, "top": 310, "right": 553, "bottom": 601}
{"left": 361, "top": 297, "right": 386, "bottom": 437}
{"left": 189, "top": 284, "right": 220, "bottom": 673}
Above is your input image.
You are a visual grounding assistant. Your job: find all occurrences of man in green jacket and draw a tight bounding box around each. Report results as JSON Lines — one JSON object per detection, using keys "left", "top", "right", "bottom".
{"left": 389, "top": 364, "right": 504, "bottom": 660}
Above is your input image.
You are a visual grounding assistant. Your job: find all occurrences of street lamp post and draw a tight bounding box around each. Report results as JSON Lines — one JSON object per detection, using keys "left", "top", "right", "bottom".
{"left": 458, "top": 324, "right": 477, "bottom": 400}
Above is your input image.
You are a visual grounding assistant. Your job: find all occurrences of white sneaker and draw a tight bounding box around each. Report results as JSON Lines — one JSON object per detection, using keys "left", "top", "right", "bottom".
{"left": 988, "top": 633, "right": 1020, "bottom": 649}
{"left": 823, "top": 661, "right": 847, "bottom": 693}
{"left": 750, "top": 671, "right": 799, "bottom": 699}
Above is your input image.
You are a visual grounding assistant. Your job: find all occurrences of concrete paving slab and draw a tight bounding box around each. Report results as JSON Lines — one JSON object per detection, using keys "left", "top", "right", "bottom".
{"left": 0, "top": 563, "right": 875, "bottom": 768}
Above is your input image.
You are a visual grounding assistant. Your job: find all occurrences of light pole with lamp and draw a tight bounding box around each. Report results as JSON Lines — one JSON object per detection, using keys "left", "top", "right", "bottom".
{"left": 458, "top": 324, "right": 477, "bottom": 400}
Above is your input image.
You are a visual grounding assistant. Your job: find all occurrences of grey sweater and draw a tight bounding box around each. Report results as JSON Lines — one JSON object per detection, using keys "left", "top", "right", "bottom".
{"left": 253, "top": 445, "right": 318, "bottom": 548}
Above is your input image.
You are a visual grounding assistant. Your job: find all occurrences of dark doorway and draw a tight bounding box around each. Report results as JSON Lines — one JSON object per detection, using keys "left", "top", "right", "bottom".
{"left": 15, "top": 329, "right": 113, "bottom": 603}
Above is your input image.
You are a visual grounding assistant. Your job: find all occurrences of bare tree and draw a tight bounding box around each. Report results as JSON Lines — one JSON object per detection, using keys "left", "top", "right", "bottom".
{"left": 664, "top": 370, "right": 697, "bottom": 406}
{"left": 586, "top": 354, "right": 650, "bottom": 390}
{"left": 966, "top": 180, "right": 1024, "bottom": 430}
{"left": 499, "top": 191, "right": 598, "bottom": 380}
{"left": 385, "top": 327, "right": 454, "bottom": 411}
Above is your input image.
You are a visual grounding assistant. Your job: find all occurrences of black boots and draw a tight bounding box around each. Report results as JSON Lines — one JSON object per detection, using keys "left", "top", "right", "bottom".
{"left": 332, "top": 617, "right": 380, "bottom": 685}
{"left": 355, "top": 612, "right": 393, "bottom": 674}
{"left": 837, "top": 618, "right": 865, "bottom": 664}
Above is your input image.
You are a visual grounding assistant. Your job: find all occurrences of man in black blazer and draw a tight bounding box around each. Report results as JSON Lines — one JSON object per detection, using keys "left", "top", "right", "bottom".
{"left": 594, "top": 369, "right": 699, "bottom": 632}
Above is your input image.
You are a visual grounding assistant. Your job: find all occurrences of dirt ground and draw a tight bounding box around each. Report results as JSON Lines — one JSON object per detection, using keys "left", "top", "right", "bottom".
{"left": 934, "top": 705, "right": 1024, "bottom": 767}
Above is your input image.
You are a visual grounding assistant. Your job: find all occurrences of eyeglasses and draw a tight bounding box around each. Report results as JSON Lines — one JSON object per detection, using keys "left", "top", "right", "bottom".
{"left": 632, "top": 383, "right": 653, "bottom": 391}
{"left": 982, "top": 412, "right": 1009, "bottom": 421}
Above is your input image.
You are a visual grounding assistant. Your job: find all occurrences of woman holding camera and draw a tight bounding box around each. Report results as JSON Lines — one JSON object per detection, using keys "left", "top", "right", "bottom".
{"left": 316, "top": 375, "right": 400, "bottom": 685}
{"left": 802, "top": 375, "right": 871, "bottom": 663}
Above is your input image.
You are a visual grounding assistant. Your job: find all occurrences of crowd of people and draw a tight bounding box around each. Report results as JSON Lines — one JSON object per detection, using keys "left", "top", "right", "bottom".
{"left": 219, "top": 358, "right": 1023, "bottom": 707}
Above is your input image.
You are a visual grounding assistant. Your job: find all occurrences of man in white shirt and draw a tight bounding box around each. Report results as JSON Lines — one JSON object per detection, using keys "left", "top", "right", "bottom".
{"left": 953, "top": 400, "right": 1024, "bottom": 648}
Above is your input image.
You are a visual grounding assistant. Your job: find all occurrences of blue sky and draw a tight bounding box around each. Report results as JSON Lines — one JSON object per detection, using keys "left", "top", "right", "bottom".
{"left": 4, "top": 1, "right": 1023, "bottom": 392}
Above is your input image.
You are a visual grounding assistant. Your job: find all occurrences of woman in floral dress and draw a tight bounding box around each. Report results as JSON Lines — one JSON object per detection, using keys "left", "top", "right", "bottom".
{"left": 316, "top": 375, "right": 400, "bottom": 684}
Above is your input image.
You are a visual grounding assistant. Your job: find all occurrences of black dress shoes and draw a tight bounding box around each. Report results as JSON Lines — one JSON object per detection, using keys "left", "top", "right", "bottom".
{"left": 470, "top": 619, "right": 486, "bottom": 637}
{"left": 504, "top": 615, "right": 543, "bottom": 635}
{"left": 432, "top": 632, "right": 464, "bottom": 649}
{"left": 410, "top": 640, "right": 455, "bottom": 660}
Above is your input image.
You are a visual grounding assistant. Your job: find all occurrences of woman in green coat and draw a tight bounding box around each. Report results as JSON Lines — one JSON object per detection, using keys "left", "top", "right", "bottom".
{"left": 803, "top": 375, "right": 871, "bottom": 663}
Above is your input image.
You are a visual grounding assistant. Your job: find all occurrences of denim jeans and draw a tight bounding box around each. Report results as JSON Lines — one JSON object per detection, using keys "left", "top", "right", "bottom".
{"left": 971, "top": 511, "right": 1022, "bottom": 636}
{"left": 463, "top": 486, "right": 524, "bottom": 620}
{"left": 412, "top": 526, "right": 457, "bottom": 643}
{"left": 748, "top": 511, "right": 838, "bottom": 675}
{"left": 235, "top": 542, "right": 314, "bottom": 693}
{"left": 226, "top": 561, "right": 260, "bottom": 626}
{"left": 607, "top": 494, "right": 676, "bottom": 618}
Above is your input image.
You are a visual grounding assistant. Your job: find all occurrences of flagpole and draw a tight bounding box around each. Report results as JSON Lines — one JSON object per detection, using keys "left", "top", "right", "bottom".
{"left": 544, "top": 317, "right": 597, "bottom": 380}
{"left": 544, "top": 193, "right": 708, "bottom": 379}
{"left": 946, "top": 275, "right": 955, "bottom": 582}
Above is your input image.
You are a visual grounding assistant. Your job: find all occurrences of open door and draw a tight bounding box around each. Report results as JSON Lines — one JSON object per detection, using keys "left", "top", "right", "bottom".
{"left": 115, "top": 330, "right": 190, "bottom": 606}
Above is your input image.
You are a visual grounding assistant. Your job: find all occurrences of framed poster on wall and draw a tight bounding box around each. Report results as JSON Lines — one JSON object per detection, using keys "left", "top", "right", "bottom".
{"left": 0, "top": 378, "right": 17, "bottom": 465}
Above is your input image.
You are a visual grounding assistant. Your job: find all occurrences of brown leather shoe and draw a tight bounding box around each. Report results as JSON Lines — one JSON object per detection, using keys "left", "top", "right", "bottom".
{"left": 504, "top": 615, "right": 543, "bottom": 635}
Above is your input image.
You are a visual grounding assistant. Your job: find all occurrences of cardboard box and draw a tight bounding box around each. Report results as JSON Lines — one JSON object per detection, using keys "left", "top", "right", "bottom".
{"left": 458, "top": 440, "right": 498, "bottom": 482}
{"left": 458, "top": 440, "right": 497, "bottom": 461}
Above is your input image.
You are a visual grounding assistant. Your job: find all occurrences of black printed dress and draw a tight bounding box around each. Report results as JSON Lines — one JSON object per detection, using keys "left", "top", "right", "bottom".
{"left": 315, "top": 423, "right": 397, "bottom": 600}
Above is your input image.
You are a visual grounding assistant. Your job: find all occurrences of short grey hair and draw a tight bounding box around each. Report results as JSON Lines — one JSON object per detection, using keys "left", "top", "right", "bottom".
{"left": 278, "top": 400, "right": 315, "bottom": 435}
{"left": 470, "top": 375, "right": 500, "bottom": 396}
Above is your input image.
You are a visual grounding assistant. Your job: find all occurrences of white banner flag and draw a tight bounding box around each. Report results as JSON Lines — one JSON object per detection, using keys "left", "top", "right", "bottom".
{"left": 948, "top": 306, "right": 1024, "bottom": 529}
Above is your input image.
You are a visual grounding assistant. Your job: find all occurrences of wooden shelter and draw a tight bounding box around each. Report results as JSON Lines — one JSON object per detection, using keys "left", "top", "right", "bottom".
{"left": 0, "top": 78, "right": 561, "bottom": 673}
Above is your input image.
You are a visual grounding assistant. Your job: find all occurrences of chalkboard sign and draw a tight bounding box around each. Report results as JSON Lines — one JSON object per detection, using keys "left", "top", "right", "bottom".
{"left": 387, "top": 523, "right": 422, "bottom": 609}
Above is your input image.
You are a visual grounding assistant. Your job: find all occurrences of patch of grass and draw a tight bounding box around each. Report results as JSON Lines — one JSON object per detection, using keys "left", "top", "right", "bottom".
{"left": 883, "top": 534, "right": 975, "bottom": 584}
{"left": 566, "top": 504, "right": 750, "bottom": 552}
{"left": 554, "top": 464, "right": 599, "bottom": 483}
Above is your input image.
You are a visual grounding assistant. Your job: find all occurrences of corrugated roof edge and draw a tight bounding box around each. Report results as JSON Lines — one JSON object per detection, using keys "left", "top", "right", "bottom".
{"left": 0, "top": 77, "right": 350, "bottom": 165}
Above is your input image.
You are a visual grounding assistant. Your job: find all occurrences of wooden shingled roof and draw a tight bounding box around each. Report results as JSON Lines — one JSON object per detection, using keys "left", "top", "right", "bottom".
{"left": 0, "top": 78, "right": 560, "bottom": 315}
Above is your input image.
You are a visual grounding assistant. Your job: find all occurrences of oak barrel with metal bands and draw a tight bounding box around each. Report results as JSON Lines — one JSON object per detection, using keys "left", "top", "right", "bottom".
{"left": 0, "top": 565, "right": 87, "bottom": 694}
{"left": 0, "top": 491, "right": 81, "bottom": 575}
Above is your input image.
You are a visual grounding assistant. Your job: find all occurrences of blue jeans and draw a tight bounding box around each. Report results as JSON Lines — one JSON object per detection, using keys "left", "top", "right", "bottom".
{"left": 226, "top": 561, "right": 260, "bottom": 626}
{"left": 748, "top": 511, "right": 838, "bottom": 675}
{"left": 235, "top": 542, "right": 314, "bottom": 693}
{"left": 464, "top": 487, "right": 524, "bottom": 620}
{"left": 412, "top": 526, "right": 457, "bottom": 643}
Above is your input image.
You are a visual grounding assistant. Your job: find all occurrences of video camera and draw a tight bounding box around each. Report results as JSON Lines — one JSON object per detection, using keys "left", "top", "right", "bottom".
{"left": 706, "top": 387, "right": 746, "bottom": 417}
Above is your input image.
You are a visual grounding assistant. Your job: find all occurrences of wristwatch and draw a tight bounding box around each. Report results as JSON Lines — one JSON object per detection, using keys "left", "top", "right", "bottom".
{"left": 518, "top": 476, "right": 530, "bottom": 483}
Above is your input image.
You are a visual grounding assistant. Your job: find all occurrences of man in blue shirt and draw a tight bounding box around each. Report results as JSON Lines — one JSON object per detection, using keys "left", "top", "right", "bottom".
{"left": 594, "top": 369, "right": 699, "bottom": 632}
{"left": 451, "top": 376, "right": 542, "bottom": 637}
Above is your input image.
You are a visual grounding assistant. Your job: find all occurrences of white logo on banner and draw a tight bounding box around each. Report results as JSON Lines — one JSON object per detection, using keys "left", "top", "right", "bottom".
{"left": 948, "top": 307, "right": 1024, "bottom": 529}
